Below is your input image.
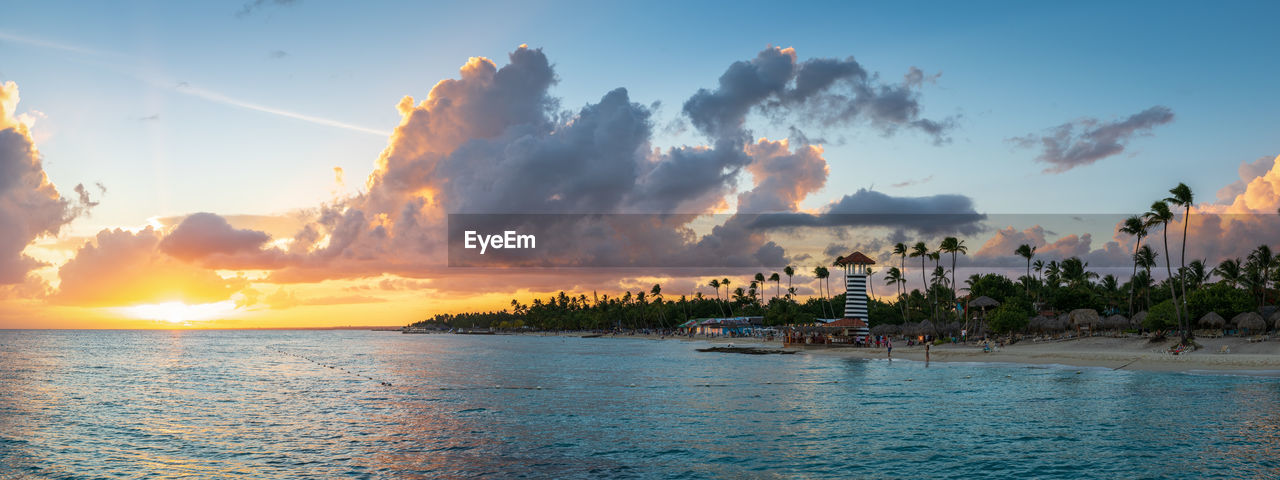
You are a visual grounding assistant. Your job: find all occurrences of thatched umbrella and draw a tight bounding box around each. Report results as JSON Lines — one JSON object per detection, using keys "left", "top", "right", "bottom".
{"left": 1234, "top": 312, "right": 1266, "bottom": 334}
{"left": 1029, "top": 315, "right": 1050, "bottom": 333}
{"left": 1103, "top": 314, "right": 1129, "bottom": 330}
{"left": 968, "top": 296, "right": 1000, "bottom": 308}
{"left": 1269, "top": 311, "right": 1280, "bottom": 330}
{"left": 1132, "top": 311, "right": 1148, "bottom": 329}
{"left": 918, "top": 319, "right": 935, "bottom": 334}
{"left": 1197, "top": 312, "right": 1225, "bottom": 328}
{"left": 870, "top": 324, "right": 900, "bottom": 336}
{"left": 1068, "top": 309, "right": 1100, "bottom": 329}
{"left": 940, "top": 321, "right": 962, "bottom": 336}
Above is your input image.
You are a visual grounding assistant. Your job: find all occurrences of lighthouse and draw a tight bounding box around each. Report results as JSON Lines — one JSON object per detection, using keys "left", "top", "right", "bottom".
{"left": 833, "top": 251, "right": 875, "bottom": 338}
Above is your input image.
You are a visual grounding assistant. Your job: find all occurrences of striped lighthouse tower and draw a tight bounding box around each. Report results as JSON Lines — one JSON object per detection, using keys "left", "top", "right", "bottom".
{"left": 834, "top": 252, "right": 875, "bottom": 338}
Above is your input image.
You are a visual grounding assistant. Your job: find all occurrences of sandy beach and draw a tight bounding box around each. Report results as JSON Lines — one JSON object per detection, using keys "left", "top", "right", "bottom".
{"left": 574, "top": 332, "right": 1280, "bottom": 373}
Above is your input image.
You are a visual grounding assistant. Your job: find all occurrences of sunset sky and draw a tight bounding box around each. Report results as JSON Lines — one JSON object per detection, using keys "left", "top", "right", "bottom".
{"left": 2, "top": 0, "right": 1278, "bottom": 328}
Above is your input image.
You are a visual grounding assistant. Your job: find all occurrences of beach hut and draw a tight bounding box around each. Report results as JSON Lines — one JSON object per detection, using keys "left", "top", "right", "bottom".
{"left": 1101, "top": 314, "right": 1129, "bottom": 331}
{"left": 1197, "top": 312, "right": 1225, "bottom": 329}
{"left": 1233, "top": 312, "right": 1266, "bottom": 334}
{"left": 1131, "top": 311, "right": 1148, "bottom": 329}
{"left": 870, "top": 324, "right": 900, "bottom": 337}
{"left": 916, "top": 320, "right": 935, "bottom": 340}
{"left": 1067, "top": 309, "right": 1100, "bottom": 331}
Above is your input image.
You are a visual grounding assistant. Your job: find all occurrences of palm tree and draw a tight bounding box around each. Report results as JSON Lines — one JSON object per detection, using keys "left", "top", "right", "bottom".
{"left": 1184, "top": 259, "right": 1210, "bottom": 290}
{"left": 885, "top": 267, "right": 906, "bottom": 320}
{"left": 721, "top": 278, "right": 733, "bottom": 316}
{"left": 940, "top": 237, "right": 967, "bottom": 319}
{"left": 928, "top": 250, "right": 942, "bottom": 319}
{"left": 910, "top": 242, "right": 929, "bottom": 299}
{"left": 708, "top": 279, "right": 724, "bottom": 317}
{"left": 1248, "top": 245, "right": 1274, "bottom": 308}
{"left": 1015, "top": 243, "right": 1036, "bottom": 297}
{"left": 1167, "top": 183, "right": 1194, "bottom": 320}
{"left": 754, "top": 272, "right": 766, "bottom": 301}
{"left": 783, "top": 266, "right": 795, "bottom": 299}
{"left": 768, "top": 272, "right": 781, "bottom": 302}
{"left": 1146, "top": 200, "right": 1183, "bottom": 337}
{"left": 866, "top": 266, "right": 876, "bottom": 299}
{"left": 813, "top": 266, "right": 831, "bottom": 318}
{"left": 1215, "top": 258, "right": 1244, "bottom": 289}
{"left": 893, "top": 242, "right": 908, "bottom": 311}
{"left": 1120, "top": 215, "right": 1148, "bottom": 316}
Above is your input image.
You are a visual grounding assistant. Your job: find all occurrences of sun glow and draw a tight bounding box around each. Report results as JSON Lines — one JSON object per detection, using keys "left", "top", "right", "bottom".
{"left": 115, "top": 300, "right": 239, "bottom": 325}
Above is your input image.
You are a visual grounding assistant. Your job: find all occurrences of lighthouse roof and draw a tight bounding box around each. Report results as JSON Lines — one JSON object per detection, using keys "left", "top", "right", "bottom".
{"left": 833, "top": 251, "right": 876, "bottom": 266}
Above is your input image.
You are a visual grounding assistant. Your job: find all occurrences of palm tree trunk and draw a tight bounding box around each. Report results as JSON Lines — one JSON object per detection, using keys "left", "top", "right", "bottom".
{"left": 951, "top": 253, "right": 958, "bottom": 320}
{"left": 1162, "top": 226, "right": 1183, "bottom": 337}
{"left": 1129, "top": 236, "right": 1142, "bottom": 317}
{"left": 1179, "top": 207, "right": 1189, "bottom": 324}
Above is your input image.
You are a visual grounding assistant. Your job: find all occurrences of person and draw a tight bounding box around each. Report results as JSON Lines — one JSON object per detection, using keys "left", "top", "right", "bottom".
{"left": 886, "top": 337, "right": 893, "bottom": 360}
{"left": 925, "top": 342, "right": 931, "bottom": 362}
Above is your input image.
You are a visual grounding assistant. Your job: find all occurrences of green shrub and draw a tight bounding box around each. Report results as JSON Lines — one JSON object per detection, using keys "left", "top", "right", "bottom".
{"left": 988, "top": 304, "right": 1030, "bottom": 334}
{"left": 1143, "top": 299, "right": 1178, "bottom": 330}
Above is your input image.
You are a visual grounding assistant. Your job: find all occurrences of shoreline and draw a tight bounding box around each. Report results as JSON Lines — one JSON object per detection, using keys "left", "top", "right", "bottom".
{"left": 555, "top": 332, "right": 1280, "bottom": 374}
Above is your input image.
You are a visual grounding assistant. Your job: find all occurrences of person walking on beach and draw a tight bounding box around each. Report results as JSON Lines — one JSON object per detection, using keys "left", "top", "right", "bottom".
{"left": 886, "top": 337, "right": 892, "bottom": 360}
{"left": 925, "top": 342, "right": 931, "bottom": 363}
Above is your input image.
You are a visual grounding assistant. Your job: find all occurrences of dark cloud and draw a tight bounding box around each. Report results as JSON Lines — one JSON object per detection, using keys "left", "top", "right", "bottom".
{"left": 682, "top": 47, "right": 955, "bottom": 145}
{"left": 1010, "top": 106, "right": 1174, "bottom": 174}
{"left": 890, "top": 175, "right": 934, "bottom": 188}
{"left": 745, "top": 188, "right": 986, "bottom": 235}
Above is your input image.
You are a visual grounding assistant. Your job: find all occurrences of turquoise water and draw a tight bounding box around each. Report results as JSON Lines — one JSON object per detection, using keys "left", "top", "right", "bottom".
{"left": 1, "top": 330, "right": 1278, "bottom": 479}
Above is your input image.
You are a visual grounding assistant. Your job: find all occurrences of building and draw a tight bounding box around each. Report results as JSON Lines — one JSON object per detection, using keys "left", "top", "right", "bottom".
{"left": 832, "top": 251, "right": 875, "bottom": 339}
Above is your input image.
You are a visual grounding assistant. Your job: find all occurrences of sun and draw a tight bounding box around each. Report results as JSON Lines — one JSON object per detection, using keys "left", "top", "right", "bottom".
{"left": 115, "top": 301, "right": 238, "bottom": 325}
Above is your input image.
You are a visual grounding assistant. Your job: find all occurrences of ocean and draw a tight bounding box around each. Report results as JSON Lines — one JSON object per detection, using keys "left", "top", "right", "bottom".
{"left": 1, "top": 330, "right": 1277, "bottom": 479}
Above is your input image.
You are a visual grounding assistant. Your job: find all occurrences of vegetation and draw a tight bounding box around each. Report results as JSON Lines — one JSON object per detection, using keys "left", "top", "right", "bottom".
{"left": 410, "top": 182, "right": 1279, "bottom": 336}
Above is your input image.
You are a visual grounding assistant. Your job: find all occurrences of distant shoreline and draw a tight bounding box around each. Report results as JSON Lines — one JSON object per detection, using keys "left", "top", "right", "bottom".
{"left": 534, "top": 332, "right": 1280, "bottom": 374}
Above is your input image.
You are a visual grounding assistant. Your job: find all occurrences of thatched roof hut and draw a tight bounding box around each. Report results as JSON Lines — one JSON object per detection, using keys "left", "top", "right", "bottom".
{"left": 938, "top": 322, "right": 962, "bottom": 336}
{"left": 870, "top": 324, "right": 900, "bottom": 336}
{"left": 1102, "top": 314, "right": 1129, "bottom": 330}
{"left": 1132, "top": 311, "right": 1148, "bottom": 328}
{"left": 1234, "top": 312, "right": 1266, "bottom": 333}
{"left": 1030, "top": 315, "right": 1065, "bottom": 333}
{"left": 1269, "top": 311, "right": 1280, "bottom": 330}
{"left": 1197, "top": 312, "right": 1225, "bottom": 328}
{"left": 917, "top": 320, "right": 935, "bottom": 336}
{"left": 1068, "top": 309, "right": 1100, "bottom": 329}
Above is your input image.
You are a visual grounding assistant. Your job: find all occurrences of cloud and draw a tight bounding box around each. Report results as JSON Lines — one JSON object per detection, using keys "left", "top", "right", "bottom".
{"left": 744, "top": 188, "right": 986, "bottom": 235}
{"left": 736, "top": 139, "right": 828, "bottom": 213}
{"left": 158, "top": 212, "right": 287, "bottom": 269}
{"left": 268, "top": 50, "right": 288, "bottom": 59}
{"left": 1216, "top": 156, "right": 1274, "bottom": 204}
{"left": 0, "top": 81, "right": 94, "bottom": 284}
{"left": 55, "top": 227, "right": 247, "bottom": 306}
{"left": 235, "top": 0, "right": 298, "bottom": 18}
{"left": 682, "top": 46, "right": 954, "bottom": 144}
{"left": 890, "top": 175, "right": 934, "bottom": 188}
{"left": 1010, "top": 106, "right": 1174, "bottom": 174}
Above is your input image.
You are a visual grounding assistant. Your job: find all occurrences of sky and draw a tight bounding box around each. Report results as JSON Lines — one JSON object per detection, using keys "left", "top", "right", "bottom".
{"left": 1, "top": 0, "right": 1278, "bottom": 328}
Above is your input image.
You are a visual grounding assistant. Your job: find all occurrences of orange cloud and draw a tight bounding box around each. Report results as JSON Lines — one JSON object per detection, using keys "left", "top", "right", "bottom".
{"left": 55, "top": 227, "right": 247, "bottom": 307}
